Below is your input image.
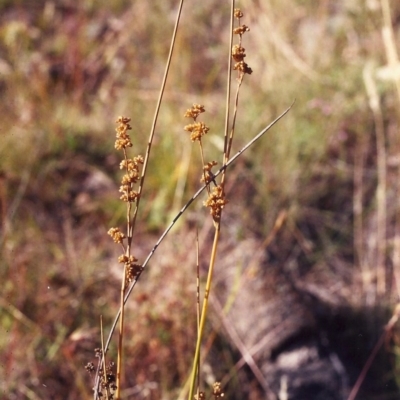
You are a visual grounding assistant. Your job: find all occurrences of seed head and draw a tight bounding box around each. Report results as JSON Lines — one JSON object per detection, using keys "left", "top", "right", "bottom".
{"left": 234, "top": 60, "right": 253, "bottom": 75}
{"left": 233, "top": 25, "right": 250, "bottom": 36}
{"left": 232, "top": 44, "right": 246, "bottom": 62}
{"left": 201, "top": 161, "right": 218, "bottom": 184}
{"left": 184, "top": 121, "right": 210, "bottom": 142}
{"left": 184, "top": 104, "right": 206, "bottom": 120}
{"left": 232, "top": 10, "right": 252, "bottom": 77}
{"left": 119, "top": 185, "right": 139, "bottom": 202}
{"left": 85, "top": 362, "right": 95, "bottom": 374}
{"left": 115, "top": 116, "right": 133, "bottom": 150}
{"left": 204, "top": 185, "right": 229, "bottom": 222}
{"left": 108, "top": 227, "right": 125, "bottom": 244}
{"left": 234, "top": 8, "right": 244, "bottom": 19}
{"left": 212, "top": 382, "right": 224, "bottom": 399}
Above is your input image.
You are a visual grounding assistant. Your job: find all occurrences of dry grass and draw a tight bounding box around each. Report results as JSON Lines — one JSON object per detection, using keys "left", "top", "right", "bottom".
{"left": 2, "top": 1, "right": 400, "bottom": 399}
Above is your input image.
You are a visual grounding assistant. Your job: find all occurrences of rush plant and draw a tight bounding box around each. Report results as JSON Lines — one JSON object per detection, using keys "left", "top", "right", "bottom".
{"left": 86, "top": 3, "right": 291, "bottom": 399}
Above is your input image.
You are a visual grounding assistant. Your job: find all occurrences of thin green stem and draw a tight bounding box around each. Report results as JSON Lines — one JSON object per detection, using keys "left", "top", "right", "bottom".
{"left": 188, "top": 5, "right": 235, "bottom": 397}
{"left": 128, "top": 0, "right": 185, "bottom": 244}
{"left": 195, "top": 230, "right": 201, "bottom": 398}
{"left": 225, "top": 75, "right": 243, "bottom": 161}
{"left": 223, "top": 0, "right": 235, "bottom": 158}
{"left": 188, "top": 224, "right": 221, "bottom": 400}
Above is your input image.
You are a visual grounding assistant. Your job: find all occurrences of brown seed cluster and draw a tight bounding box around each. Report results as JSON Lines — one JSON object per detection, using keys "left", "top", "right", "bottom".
{"left": 85, "top": 361, "right": 95, "bottom": 374}
{"left": 184, "top": 104, "right": 210, "bottom": 142}
{"left": 232, "top": 9, "right": 252, "bottom": 76}
{"left": 204, "top": 185, "right": 229, "bottom": 222}
{"left": 201, "top": 160, "right": 218, "bottom": 184}
{"left": 233, "top": 25, "right": 250, "bottom": 36}
{"left": 232, "top": 44, "right": 246, "bottom": 62}
{"left": 113, "top": 116, "right": 144, "bottom": 203}
{"left": 183, "top": 104, "right": 228, "bottom": 220}
{"left": 108, "top": 116, "right": 143, "bottom": 286}
{"left": 120, "top": 156, "right": 144, "bottom": 183}
{"left": 212, "top": 382, "right": 224, "bottom": 399}
{"left": 87, "top": 351, "right": 118, "bottom": 399}
{"left": 234, "top": 8, "right": 243, "bottom": 19}
{"left": 107, "top": 227, "right": 125, "bottom": 244}
{"left": 118, "top": 254, "right": 142, "bottom": 283}
{"left": 194, "top": 382, "right": 224, "bottom": 400}
{"left": 99, "top": 361, "right": 117, "bottom": 398}
{"left": 184, "top": 103, "right": 205, "bottom": 119}
{"left": 115, "top": 116, "right": 133, "bottom": 150}
{"left": 119, "top": 155, "right": 143, "bottom": 202}
{"left": 184, "top": 121, "right": 210, "bottom": 142}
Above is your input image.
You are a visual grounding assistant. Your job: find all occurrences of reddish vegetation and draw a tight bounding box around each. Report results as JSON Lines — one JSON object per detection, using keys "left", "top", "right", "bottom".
{"left": 2, "top": 1, "right": 400, "bottom": 399}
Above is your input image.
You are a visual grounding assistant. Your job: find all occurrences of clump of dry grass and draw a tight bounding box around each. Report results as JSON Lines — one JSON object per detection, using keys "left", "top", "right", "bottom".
{"left": 3, "top": 1, "right": 400, "bottom": 399}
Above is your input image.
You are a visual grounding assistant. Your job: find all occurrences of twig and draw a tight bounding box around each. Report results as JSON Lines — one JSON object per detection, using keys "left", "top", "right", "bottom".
{"left": 212, "top": 297, "right": 277, "bottom": 400}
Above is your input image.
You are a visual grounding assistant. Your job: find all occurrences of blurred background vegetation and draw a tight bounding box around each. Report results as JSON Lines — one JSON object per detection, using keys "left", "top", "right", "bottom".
{"left": 1, "top": 0, "right": 400, "bottom": 399}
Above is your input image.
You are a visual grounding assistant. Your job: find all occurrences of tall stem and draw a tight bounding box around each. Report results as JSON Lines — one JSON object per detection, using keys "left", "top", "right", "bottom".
{"left": 188, "top": 224, "right": 221, "bottom": 400}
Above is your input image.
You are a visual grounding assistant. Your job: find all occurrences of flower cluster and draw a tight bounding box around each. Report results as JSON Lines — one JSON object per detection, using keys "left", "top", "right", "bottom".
{"left": 113, "top": 117, "right": 144, "bottom": 202}
{"left": 233, "top": 25, "right": 250, "bottom": 36}
{"left": 234, "top": 8, "right": 243, "bottom": 19}
{"left": 107, "top": 227, "right": 126, "bottom": 244}
{"left": 87, "top": 350, "right": 118, "bottom": 399}
{"left": 109, "top": 116, "right": 143, "bottom": 284}
{"left": 204, "top": 185, "right": 229, "bottom": 222}
{"left": 85, "top": 361, "right": 95, "bottom": 374}
{"left": 118, "top": 254, "right": 142, "bottom": 284}
{"left": 184, "top": 121, "right": 210, "bottom": 142}
{"left": 232, "top": 9, "right": 252, "bottom": 76}
{"left": 212, "top": 382, "right": 224, "bottom": 399}
{"left": 120, "top": 156, "right": 144, "bottom": 182}
{"left": 115, "top": 116, "right": 133, "bottom": 150}
{"left": 194, "top": 382, "right": 224, "bottom": 400}
{"left": 99, "top": 361, "right": 117, "bottom": 398}
{"left": 201, "top": 160, "right": 218, "bottom": 185}
{"left": 184, "top": 104, "right": 210, "bottom": 142}
{"left": 184, "top": 103, "right": 205, "bottom": 119}
{"left": 119, "top": 155, "right": 143, "bottom": 202}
